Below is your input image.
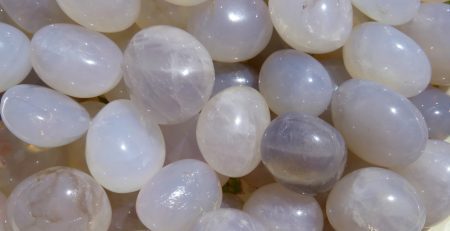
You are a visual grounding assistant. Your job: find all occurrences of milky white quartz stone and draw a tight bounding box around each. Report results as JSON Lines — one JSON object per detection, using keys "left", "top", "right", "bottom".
{"left": 136, "top": 159, "right": 222, "bottom": 231}
{"left": 191, "top": 208, "right": 267, "bottom": 231}
{"left": 187, "top": 0, "right": 273, "bottom": 62}
{"left": 244, "top": 183, "right": 323, "bottom": 231}
{"left": 6, "top": 167, "right": 112, "bottom": 231}
{"left": 197, "top": 86, "right": 271, "bottom": 177}
{"left": 56, "top": 0, "right": 141, "bottom": 33}
{"left": 31, "top": 24, "right": 123, "bottom": 98}
{"left": 269, "top": 0, "right": 353, "bottom": 54}
{"left": 331, "top": 80, "right": 428, "bottom": 168}
{"left": 398, "top": 3, "right": 450, "bottom": 86}
{"left": 395, "top": 140, "right": 450, "bottom": 226}
{"left": 86, "top": 100, "right": 165, "bottom": 193}
{"left": 0, "top": 84, "right": 90, "bottom": 148}
{"left": 123, "top": 25, "right": 214, "bottom": 125}
{"left": 351, "top": 0, "right": 420, "bottom": 25}
{"left": 326, "top": 167, "right": 426, "bottom": 231}
{"left": 165, "top": 0, "right": 208, "bottom": 6}
{"left": 0, "top": 23, "right": 31, "bottom": 93}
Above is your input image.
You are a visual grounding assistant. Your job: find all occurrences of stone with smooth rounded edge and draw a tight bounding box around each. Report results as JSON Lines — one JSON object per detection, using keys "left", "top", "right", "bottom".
{"left": 136, "top": 0, "right": 197, "bottom": 29}
{"left": 191, "top": 208, "right": 267, "bottom": 231}
{"left": 351, "top": 0, "right": 420, "bottom": 25}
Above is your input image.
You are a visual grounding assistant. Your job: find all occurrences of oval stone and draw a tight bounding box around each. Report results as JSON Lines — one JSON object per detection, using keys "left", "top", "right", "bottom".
{"left": 351, "top": 0, "right": 420, "bottom": 25}
{"left": 191, "top": 208, "right": 267, "bottom": 231}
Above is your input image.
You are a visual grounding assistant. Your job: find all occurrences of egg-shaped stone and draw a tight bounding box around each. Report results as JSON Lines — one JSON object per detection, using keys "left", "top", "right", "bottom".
{"left": 197, "top": 86, "right": 270, "bottom": 177}
{"left": 212, "top": 62, "right": 257, "bottom": 96}
{"left": 191, "top": 208, "right": 267, "bottom": 231}
{"left": 0, "top": 84, "right": 90, "bottom": 148}
{"left": 351, "top": 0, "right": 420, "bottom": 25}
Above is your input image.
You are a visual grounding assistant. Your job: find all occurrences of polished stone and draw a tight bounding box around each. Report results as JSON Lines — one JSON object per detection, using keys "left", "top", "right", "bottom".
{"left": 351, "top": 0, "right": 420, "bottom": 25}
{"left": 191, "top": 208, "right": 267, "bottom": 231}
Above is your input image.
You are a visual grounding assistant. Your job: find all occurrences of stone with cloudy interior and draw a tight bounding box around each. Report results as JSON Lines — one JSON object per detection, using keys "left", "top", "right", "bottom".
{"left": 191, "top": 208, "right": 267, "bottom": 231}
{"left": 351, "top": 0, "right": 420, "bottom": 25}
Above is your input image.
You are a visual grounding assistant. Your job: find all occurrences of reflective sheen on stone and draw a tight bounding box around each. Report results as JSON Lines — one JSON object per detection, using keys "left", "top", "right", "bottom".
{"left": 326, "top": 167, "right": 426, "bottom": 231}
{"left": 123, "top": 25, "right": 214, "bottom": 125}
{"left": 7, "top": 167, "right": 112, "bottom": 231}
{"left": 332, "top": 80, "right": 428, "bottom": 168}
{"left": 259, "top": 49, "right": 333, "bottom": 116}
{"left": 197, "top": 86, "right": 270, "bottom": 177}
{"left": 244, "top": 183, "right": 323, "bottom": 231}
{"left": 344, "top": 22, "right": 430, "bottom": 97}
{"left": 261, "top": 112, "right": 347, "bottom": 194}
{"left": 1, "top": 84, "right": 90, "bottom": 148}
{"left": 187, "top": 0, "right": 272, "bottom": 62}
{"left": 191, "top": 208, "right": 267, "bottom": 231}
{"left": 269, "top": 0, "right": 352, "bottom": 54}
{"left": 31, "top": 24, "right": 123, "bottom": 98}
{"left": 136, "top": 159, "right": 222, "bottom": 231}
{"left": 351, "top": 0, "right": 419, "bottom": 25}
{"left": 212, "top": 62, "right": 257, "bottom": 96}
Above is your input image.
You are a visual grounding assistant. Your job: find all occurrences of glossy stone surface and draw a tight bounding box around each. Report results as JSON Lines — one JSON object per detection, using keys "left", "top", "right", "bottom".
{"left": 212, "top": 62, "right": 257, "bottom": 96}
{"left": 331, "top": 80, "right": 428, "bottom": 168}
{"left": 123, "top": 25, "right": 214, "bottom": 125}
{"left": 259, "top": 49, "right": 333, "bottom": 116}
{"left": 136, "top": 0, "right": 196, "bottom": 29}
{"left": 7, "top": 167, "right": 112, "bottom": 231}
{"left": 31, "top": 24, "right": 123, "bottom": 98}
{"left": 136, "top": 159, "right": 222, "bottom": 231}
{"left": 165, "top": 0, "right": 208, "bottom": 6}
{"left": 261, "top": 112, "right": 347, "bottom": 194}
{"left": 197, "top": 86, "right": 270, "bottom": 177}
{"left": 395, "top": 140, "right": 450, "bottom": 226}
{"left": 244, "top": 183, "right": 323, "bottom": 231}
{"left": 86, "top": 100, "right": 165, "bottom": 193}
{"left": 344, "top": 22, "right": 430, "bottom": 97}
{"left": 0, "top": 23, "right": 31, "bottom": 93}
{"left": 1, "top": 84, "right": 90, "bottom": 148}
{"left": 191, "top": 208, "right": 267, "bottom": 231}
{"left": 187, "top": 0, "right": 272, "bottom": 62}
{"left": 326, "top": 167, "right": 426, "bottom": 231}
{"left": 269, "top": 0, "right": 352, "bottom": 54}
{"left": 351, "top": 0, "right": 419, "bottom": 25}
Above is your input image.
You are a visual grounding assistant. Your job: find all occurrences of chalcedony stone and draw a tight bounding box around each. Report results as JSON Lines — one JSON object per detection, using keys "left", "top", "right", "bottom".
{"left": 395, "top": 140, "right": 450, "bottom": 226}
{"left": 191, "top": 208, "right": 267, "bottom": 231}
{"left": 6, "top": 167, "right": 112, "bottom": 231}
{"left": 123, "top": 25, "right": 214, "bottom": 125}
{"left": 259, "top": 49, "right": 333, "bottom": 116}
{"left": 136, "top": 159, "right": 222, "bottom": 231}
{"left": 326, "top": 167, "right": 426, "bottom": 231}
{"left": 86, "top": 100, "right": 165, "bottom": 193}
{"left": 197, "top": 86, "right": 270, "bottom": 177}
{"left": 0, "top": 23, "right": 31, "bottom": 93}
{"left": 331, "top": 79, "right": 428, "bottom": 168}
{"left": 244, "top": 183, "right": 323, "bottom": 231}
{"left": 136, "top": 0, "right": 197, "bottom": 29}
{"left": 0, "top": 84, "right": 90, "bottom": 148}
{"left": 269, "top": 0, "right": 352, "bottom": 54}
{"left": 351, "top": 0, "right": 420, "bottom": 25}
{"left": 261, "top": 112, "right": 347, "bottom": 194}
{"left": 212, "top": 62, "right": 257, "bottom": 96}
{"left": 165, "top": 0, "right": 208, "bottom": 6}
{"left": 187, "top": 0, "right": 273, "bottom": 62}
{"left": 56, "top": 0, "right": 141, "bottom": 32}
{"left": 31, "top": 24, "right": 123, "bottom": 98}
{"left": 344, "top": 22, "right": 430, "bottom": 97}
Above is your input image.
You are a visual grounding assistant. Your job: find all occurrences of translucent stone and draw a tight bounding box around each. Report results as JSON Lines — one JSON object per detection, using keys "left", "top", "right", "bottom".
{"left": 104, "top": 79, "right": 129, "bottom": 102}
{"left": 31, "top": 24, "right": 123, "bottom": 98}
{"left": 244, "top": 183, "right": 323, "bottom": 231}
{"left": 197, "top": 86, "right": 271, "bottom": 177}
{"left": 220, "top": 193, "right": 243, "bottom": 209}
{"left": 269, "top": 0, "right": 352, "bottom": 54}
{"left": 394, "top": 140, "right": 450, "bottom": 226}
{"left": 123, "top": 25, "right": 214, "bottom": 125}
{"left": 191, "top": 208, "right": 267, "bottom": 231}
{"left": 6, "top": 167, "right": 112, "bottom": 231}
{"left": 0, "top": 84, "right": 90, "bottom": 148}
{"left": 86, "top": 100, "right": 165, "bottom": 193}
{"left": 398, "top": 3, "right": 450, "bottom": 86}
{"left": 332, "top": 79, "right": 428, "bottom": 168}
{"left": 410, "top": 87, "right": 450, "bottom": 140}
{"left": 212, "top": 62, "right": 257, "bottom": 96}
{"left": 343, "top": 22, "right": 430, "bottom": 97}
{"left": 187, "top": 0, "right": 273, "bottom": 62}
{"left": 259, "top": 49, "right": 333, "bottom": 116}
{"left": 326, "top": 167, "right": 426, "bottom": 231}
{"left": 136, "top": 159, "right": 222, "bottom": 231}
{"left": 0, "top": 0, "right": 72, "bottom": 33}
{"left": 165, "top": 0, "right": 208, "bottom": 6}
{"left": 351, "top": 0, "right": 419, "bottom": 25}
{"left": 261, "top": 112, "right": 347, "bottom": 194}
{"left": 56, "top": 0, "right": 141, "bottom": 33}
{"left": 136, "top": 0, "right": 196, "bottom": 29}
{"left": 0, "top": 23, "right": 31, "bottom": 93}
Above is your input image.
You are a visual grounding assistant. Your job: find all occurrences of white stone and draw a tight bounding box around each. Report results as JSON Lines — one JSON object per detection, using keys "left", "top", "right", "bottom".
{"left": 191, "top": 208, "right": 267, "bottom": 231}
{"left": 164, "top": 0, "right": 208, "bottom": 6}
{"left": 136, "top": 0, "right": 197, "bottom": 29}
{"left": 351, "top": 0, "right": 420, "bottom": 25}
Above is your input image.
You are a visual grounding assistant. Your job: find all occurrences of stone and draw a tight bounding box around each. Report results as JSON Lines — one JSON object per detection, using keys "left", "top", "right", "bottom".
{"left": 351, "top": 0, "right": 420, "bottom": 25}
{"left": 212, "top": 62, "right": 257, "bottom": 96}
{"left": 165, "top": 0, "right": 208, "bottom": 6}
{"left": 136, "top": 0, "right": 197, "bottom": 29}
{"left": 191, "top": 208, "right": 267, "bottom": 231}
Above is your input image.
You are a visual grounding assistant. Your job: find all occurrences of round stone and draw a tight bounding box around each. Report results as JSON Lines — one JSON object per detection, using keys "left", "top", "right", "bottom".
{"left": 326, "top": 167, "right": 426, "bottom": 231}
{"left": 331, "top": 79, "right": 428, "bottom": 168}
{"left": 197, "top": 86, "right": 271, "bottom": 177}
{"left": 212, "top": 62, "right": 257, "bottom": 96}
{"left": 351, "top": 0, "right": 420, "bottom": 25}
{"left": 31, "top": 24, "right": 123, "bottom": 98}
{"left": 123, "top": 25, "right": 214, "bottom": 125}
{"left": 86, "top": 100, "right": 165, "bottom": 193}
{"left": 165, "top": 0, "right": 208, "bottom": 6}
{"left": 0, "top": 84, "right": 90, "bottom": 148}
{"left": 6, "top": 167, "right": 112, "bottom": 231}
{"left": 191, "top": 208, "right": 267, "bottom": 231}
